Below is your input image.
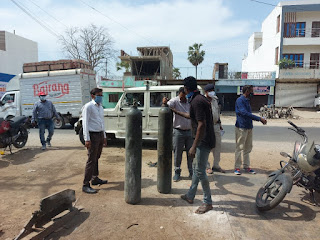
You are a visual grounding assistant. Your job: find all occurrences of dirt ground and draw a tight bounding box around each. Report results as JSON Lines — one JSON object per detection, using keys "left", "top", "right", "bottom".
{"left": 1, "top": 108, "right": 320, "bottom": 240}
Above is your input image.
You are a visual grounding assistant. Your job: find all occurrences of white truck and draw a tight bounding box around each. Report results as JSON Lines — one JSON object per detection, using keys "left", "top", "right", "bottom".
{"left": 0, "top": 69, "right": 96, "bottom": 128}
{"left": 75, "top": 84, "right": 203, "bottom": 144}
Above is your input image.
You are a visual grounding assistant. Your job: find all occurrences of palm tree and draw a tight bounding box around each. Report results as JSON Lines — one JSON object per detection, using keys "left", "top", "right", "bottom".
{"left": 187, "top": 43, "right": 205, "bottom": 79}
{"left": 173, "top": 67, "right": 181, "bottom": 79}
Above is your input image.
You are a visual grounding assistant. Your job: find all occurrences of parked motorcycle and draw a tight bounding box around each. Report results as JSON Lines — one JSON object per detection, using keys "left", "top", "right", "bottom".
{"left": 256, "top": 121, "right": 320, "bottom": 211}
{"left": 0, "top": 116, "right": 30, "bottom": 153}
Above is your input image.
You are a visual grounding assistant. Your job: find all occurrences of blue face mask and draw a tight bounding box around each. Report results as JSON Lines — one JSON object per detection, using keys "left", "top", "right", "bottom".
{"left": 186, "top": 92, "right": 195, "bottom": 99}
{"left": 94, "top": 95, "right": 103, "bottom": 104}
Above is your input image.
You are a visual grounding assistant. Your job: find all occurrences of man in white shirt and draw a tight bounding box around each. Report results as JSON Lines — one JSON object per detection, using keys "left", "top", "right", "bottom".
{"left": 82, "top": 88, "right": 108, "bottom": 194}
{"left": 204, "top": 84, "right": 225, "bottom": 174}
{"left": 163, "top": 87, "right": 193, "bottom": 181}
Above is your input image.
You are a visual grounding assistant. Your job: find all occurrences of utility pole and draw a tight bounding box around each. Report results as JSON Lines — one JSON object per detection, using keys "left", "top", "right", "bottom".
{"left": 105, "top": 59, "right": 108, "bottom": 78}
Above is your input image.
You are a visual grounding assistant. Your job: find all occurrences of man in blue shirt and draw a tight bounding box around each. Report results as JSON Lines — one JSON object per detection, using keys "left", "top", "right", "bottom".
{"left": 234, "top": 85, "right": 267, "bottom": 175}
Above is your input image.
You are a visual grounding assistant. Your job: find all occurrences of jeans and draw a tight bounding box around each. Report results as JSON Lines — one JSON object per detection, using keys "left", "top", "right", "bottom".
{"left": 186, "top": 144, "right": 212, "bottom": 204}
{"left": 38, "top": 119, "right": 54, "bottom": 146}
{"left": 173, "top": 128, "right": 193, "bottom": 173}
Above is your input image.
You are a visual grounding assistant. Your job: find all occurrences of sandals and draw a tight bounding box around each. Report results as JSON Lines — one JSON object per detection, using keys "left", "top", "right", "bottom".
{"left": 180, "top": 194, "right": 194, "bottom": 204}
{"left": 195, "top": 203, "right": 213, "bottom": 214}
{"left": 206, "top": 168, "right": 213, "bottom": 174}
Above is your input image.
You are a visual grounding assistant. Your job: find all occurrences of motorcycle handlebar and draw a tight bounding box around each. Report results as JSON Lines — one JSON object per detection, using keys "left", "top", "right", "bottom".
{"left": 288, "top": 120, "right": 305, "bottom": 133}
{"left": 288, "top": 120, "right": 298, "bottom": 129}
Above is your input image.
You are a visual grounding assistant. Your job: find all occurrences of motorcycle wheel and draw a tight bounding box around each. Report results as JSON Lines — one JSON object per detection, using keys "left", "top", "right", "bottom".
{"left": 13, "top": 126, "right": 28, "bottom": 148}
{"left": 256, "top": 173, "right": 292, "bottom": 211}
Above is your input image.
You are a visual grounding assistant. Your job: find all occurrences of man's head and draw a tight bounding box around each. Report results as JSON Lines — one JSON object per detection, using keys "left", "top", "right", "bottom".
{"left": 204, "top": 84, "right": 215, "bottom": 100}
{"left": 90, "top": 88, "right": 103, "bottom": 105}
{"left": 38, "top": 92, "right": 47, "bottom": 102}
{"left": 178, "top": 87, "right": 186, "bottom": 102}
{"left": 183, "top": 76, "right": 197, "bottom": 95}
{"left": 242, "top": 85, "right": 253, "bottom": 98}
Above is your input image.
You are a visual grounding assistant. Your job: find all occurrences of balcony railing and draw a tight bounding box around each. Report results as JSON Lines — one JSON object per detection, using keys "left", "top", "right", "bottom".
{"left": 216, "top": 71, "right": 276, "bottom": 80}
{"left": 280, "top": 61, "right": 319, "bottom": 69}
{"left": 284, "top": 28, "right": 320, "bottom": 38}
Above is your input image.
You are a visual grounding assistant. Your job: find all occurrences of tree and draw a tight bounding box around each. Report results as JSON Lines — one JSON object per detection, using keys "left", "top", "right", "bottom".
{"left": 59, "top": 24, "right": 115, "bottom": 72}
{"left": 173, "top": 67, "right": 181, "bottom": 79}
{"left": 187, "top": 43, "right": 205, "bottom": 79}
{"left": 116, "top": 61, "right": 131, "bottom": 72}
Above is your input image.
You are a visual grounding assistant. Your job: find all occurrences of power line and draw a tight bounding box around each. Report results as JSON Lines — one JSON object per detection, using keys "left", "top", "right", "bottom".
{"left": 26, "top": 0, "right": 68, "bottom": 28}
{"left": 77, "top": 0, "right": 158, "bottom": 46}
{"left": 11, "top": 0, "right": 59, "bottom": 38}
{"left": 248, "top": 0, "right": 316, "bottom": 12}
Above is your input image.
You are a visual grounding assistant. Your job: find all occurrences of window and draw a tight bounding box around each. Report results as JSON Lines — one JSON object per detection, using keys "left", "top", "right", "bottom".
{"left": 312, "top": 21, "right": 320, "bottom": 37}
{"left": 150, "top": 92, "right": 171, "bottom": 107}
{"left": 109, "top": 94, "right": 119, "bottom": 103}
{"left": 275, "top": 47, "right": 279, "bottom": 65}
{"left": 123, "top": 93, "right": 144, "bottom": 107}
{"left": 310, "top": 53, "right": 320, "bottom": 69}
{"left": 283, "top": 54, "right": 304, "bottom": 67}
{"left": 1, "top": 94, "right": 15, "bottom": 104}
{"left": 284, "top": 22, "right": 305, "bottom": 37}
{"left": 276, "top": 15, "right": 280, "bottom": 33}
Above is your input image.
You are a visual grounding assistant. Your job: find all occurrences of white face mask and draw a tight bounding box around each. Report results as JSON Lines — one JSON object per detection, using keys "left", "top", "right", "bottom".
{"left": 39, "top": 96, "right": 46, "bottom": 101}
{"left": 207, "top": 91, "right": 216, "bottom": 98}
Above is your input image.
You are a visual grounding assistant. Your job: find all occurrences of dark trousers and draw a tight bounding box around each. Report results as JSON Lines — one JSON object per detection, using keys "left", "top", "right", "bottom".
{"left": 83, "top": 132, "right": 104, "bottom": 186}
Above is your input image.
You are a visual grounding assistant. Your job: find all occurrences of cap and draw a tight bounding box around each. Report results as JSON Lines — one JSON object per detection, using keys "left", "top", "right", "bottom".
{"left": 204, "top": 84, "right": 215, "bottom": 92}
{"left": 38, "top": 92, "right": 46, "bottom": 96}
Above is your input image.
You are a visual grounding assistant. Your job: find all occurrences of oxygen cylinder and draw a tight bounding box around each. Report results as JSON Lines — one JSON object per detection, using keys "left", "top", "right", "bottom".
{"left": 157, "top": 105, "right": 173, "bottom": 194}
{"left": 124, "top": 105, "right": 142, "bottom": 204}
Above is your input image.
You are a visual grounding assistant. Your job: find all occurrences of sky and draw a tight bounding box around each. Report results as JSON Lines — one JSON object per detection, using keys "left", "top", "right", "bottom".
{"left": 0, "top": 0, "right": 297, "bottom": 79}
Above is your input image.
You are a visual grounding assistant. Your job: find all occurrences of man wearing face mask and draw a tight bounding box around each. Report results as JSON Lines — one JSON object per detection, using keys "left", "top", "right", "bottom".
{"left": 204, "top": 84, "right": 225, "bottom": 174}
{"left": 32, "top": 92, "right": 60, "bottom": 150}
{"left": 162, "top": 87, "right": 193, "bottom": 181}
{"left": 234, "top": 85, "right": 267, "bottom": 175}
{"left": 82, "top": 88, "right": 108, "bottom": 194}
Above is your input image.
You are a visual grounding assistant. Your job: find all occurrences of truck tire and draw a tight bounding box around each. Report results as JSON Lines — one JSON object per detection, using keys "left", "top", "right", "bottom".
{"left": 79, "top": 127, "right": 85, "bottom": 145}
{"left": 53, "top": 116, "right": 65, "bottom": 129}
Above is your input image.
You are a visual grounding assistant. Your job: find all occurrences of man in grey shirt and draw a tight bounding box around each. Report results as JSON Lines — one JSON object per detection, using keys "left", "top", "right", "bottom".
{"left": 163, "top": 87, "right": 193, "bottom": 181}
{"left": 32, "top": 92, "right": 60, "bottom": 150}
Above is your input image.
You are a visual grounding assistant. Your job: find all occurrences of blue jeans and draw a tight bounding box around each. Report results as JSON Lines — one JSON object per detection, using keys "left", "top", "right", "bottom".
{"left": 186, "top": 145, "right": 212, "bottom": 204}
{"left": 38, "top": 119, "right": 54, "bottom": 146}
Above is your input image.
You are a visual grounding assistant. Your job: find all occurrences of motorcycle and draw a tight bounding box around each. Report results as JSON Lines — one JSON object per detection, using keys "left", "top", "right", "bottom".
{"left": 256, "top": 121, "right": 320, "bottom": 211}
{"left": 0, "top": 116, "right": 30, "bottom": 153}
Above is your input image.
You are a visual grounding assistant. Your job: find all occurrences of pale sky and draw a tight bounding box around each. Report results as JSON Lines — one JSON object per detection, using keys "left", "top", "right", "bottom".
{"left": 1, "top": 0, "right": 298, "bottom": 79}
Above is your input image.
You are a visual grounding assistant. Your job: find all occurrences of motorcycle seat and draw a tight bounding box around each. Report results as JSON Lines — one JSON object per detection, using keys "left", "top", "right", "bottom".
{"left": 9, "top": 116, "right": 27, "bottom": 128}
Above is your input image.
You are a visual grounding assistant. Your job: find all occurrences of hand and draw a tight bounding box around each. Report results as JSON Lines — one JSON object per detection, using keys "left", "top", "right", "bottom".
{"left": 103, "top": 138, "right": 107, "bottom": 147}
{"left": 260, "top": 117, "right": 267, "bottom": 125}
{"left": 220, "top": 125, "right": 224, "bottom": 130}
{"left": 56, "top": 119, "right": 61, "bottom": 123}
{"left": 85, "top": 141, "right": 91, "bottom": 149}
{"left": 188, "top": 146, "right": 196, "bottom": 158}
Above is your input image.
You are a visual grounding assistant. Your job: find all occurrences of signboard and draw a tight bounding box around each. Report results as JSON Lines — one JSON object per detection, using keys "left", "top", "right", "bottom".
{"left": 100, "top": 76, "right": 144, "bottom": 88}
{"left": 280, "top": 69, "right": 320, "bottom": 79}
{"left": 237, "top": 86, "right": 273, "bottom": 95}
{"left": 0, "top": 73, "right": 16, "bottom": 98}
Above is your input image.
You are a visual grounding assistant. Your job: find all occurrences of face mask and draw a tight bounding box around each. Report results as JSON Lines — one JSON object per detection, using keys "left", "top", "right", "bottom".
{"left": 186, "top": 92, "right": 195, "bottom": 99}
{"left": 94, "top": 95, "right": 103, "bottom": 104}
{"left": 39, "top": 96, "right": 46, "bottom": 101}
{"left": 208, "top": 91, "right": 216, "bottom": 98}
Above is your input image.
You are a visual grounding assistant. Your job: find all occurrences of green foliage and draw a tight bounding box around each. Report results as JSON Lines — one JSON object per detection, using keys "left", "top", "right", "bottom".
{"left": 173, "top": 67, "right": 181, "bottom": 79}
{"left": 116, "top": 61, "right": 130, "bottom": 72}
{"left": 187, "top": 43, "right": 205, "bottom": 78}
{"left": 278, "top": 58, "right": 296, "bottom": 69}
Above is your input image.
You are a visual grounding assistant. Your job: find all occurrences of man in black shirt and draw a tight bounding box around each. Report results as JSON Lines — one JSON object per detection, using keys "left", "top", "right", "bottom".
{"left": 172, "top": 76, "right": 215, "bottom": 214}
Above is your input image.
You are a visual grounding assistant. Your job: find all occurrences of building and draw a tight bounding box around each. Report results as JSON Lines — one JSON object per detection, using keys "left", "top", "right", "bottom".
{"left": 0, "top": 31, "right": 38, "bottom": 97}
{"left": 242, "top": 0, "right": 320, "bottom": 107}
{"left": 213, "top": 63, "right": 276, "bottom": 111}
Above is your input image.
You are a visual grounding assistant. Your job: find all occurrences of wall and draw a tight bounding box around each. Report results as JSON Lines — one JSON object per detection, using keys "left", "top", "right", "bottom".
{"left": 242, "top": 7, "right": 282, "bottom": 73}
{"left": 0, "top": 31, "right": 38, "bottom": 75}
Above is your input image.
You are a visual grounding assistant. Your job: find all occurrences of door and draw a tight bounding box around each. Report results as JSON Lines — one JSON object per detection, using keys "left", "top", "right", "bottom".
{"left": 148, "top": 91, "right": 172, "bottom": 131}
{"left": 116, "top": 91, "right": 146, "bottom": 138}
{"left": 310, "top": 53, "right": 319, "bottom": 69}
{"left": 0, "top": 92, "right": 18, "bottom": 119}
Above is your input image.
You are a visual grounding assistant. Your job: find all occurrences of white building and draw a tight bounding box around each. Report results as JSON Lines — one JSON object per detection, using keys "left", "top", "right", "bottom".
{"left": 242, "top": 0, "right": 320, "bottom": 107}
{"left": 0, "top": 31, "right": 38, "bottom": 75}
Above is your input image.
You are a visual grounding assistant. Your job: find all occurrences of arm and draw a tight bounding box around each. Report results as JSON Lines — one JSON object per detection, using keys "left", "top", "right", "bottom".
{"left": 82, "top": 104, "right": 91, "bottom": 148}
{"left": 236, "top": 99, "right": 261, "bottom": 122}
{"left": 100, "top": 106, "right": 107, "bottom": 146}
{"left": 31, "top": 103, "right": 38, "bottom": 123}
{"left": 189, "top": 120, "right": 205, "bottom": 158}
{"left": 171, "top": 108, "right": 190, "bottom": 119}
{"left": 51, "top": 102, "right": 60, "bottom": 119}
